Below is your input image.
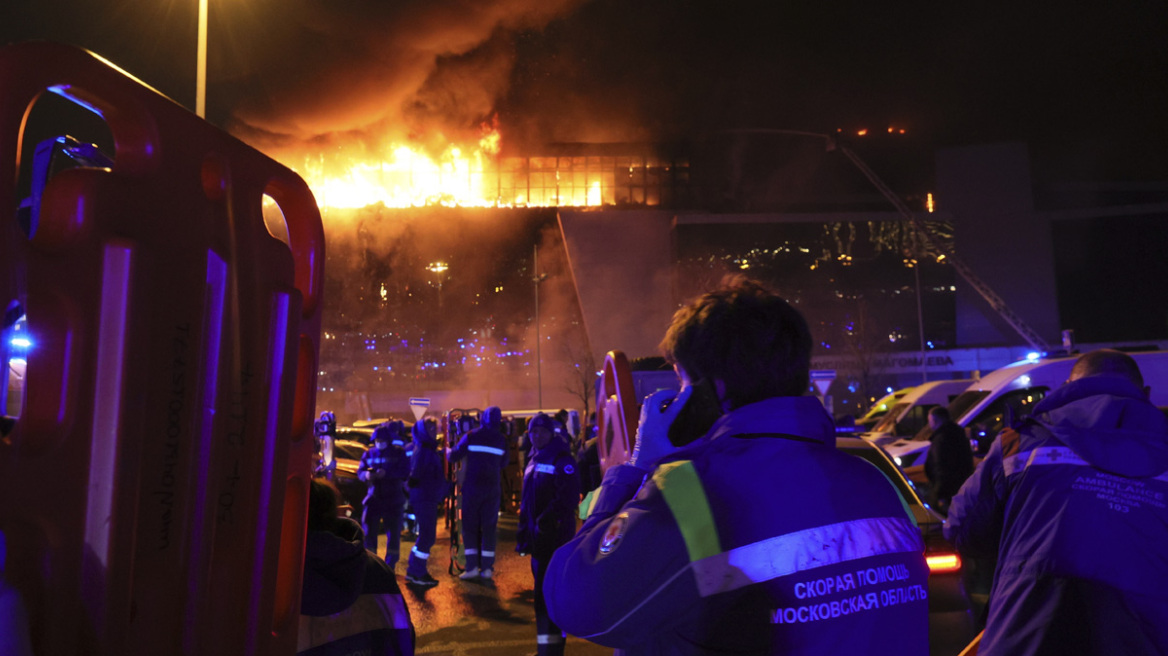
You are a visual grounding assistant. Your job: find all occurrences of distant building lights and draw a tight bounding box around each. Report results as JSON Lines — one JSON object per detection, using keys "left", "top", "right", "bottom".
{"left": 926, "top": 193, "right": 935, "bottom": 213}
{"left": 857, "top": 129, "right": 868, "bottom": 136}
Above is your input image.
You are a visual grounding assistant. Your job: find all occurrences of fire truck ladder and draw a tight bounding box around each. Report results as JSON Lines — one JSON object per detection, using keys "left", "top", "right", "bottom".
{"left": 832, "top": 141, "right": 1052, "bottom": 353}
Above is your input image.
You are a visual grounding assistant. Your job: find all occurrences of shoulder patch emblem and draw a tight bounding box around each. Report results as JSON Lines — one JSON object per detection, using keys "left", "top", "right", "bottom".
{"left": 599, "top": 512, "right": 629, "bottom": 555}
{"left": 564, "top": 463, "right": 575, "bottom": 475}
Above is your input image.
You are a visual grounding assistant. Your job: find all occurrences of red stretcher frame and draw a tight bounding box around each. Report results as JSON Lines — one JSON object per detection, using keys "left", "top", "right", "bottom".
{"left": 0, "top": 42, "right": 324, "bottom": 655}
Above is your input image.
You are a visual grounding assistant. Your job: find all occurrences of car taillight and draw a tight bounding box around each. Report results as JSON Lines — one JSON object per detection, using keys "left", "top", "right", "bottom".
{"left": 926, "top": 552, "right": 962, "bottom": 574}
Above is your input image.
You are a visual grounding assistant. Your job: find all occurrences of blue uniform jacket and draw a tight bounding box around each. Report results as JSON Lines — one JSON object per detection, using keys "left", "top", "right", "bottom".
{"left": 449, "top": 418, "right": 509, "bottom": 499}
{"left": 298, "top": 517, "right": 415, "bottom": 655}
{"left": 408, "top": 421, "right": 447, "bottom": 502}
{"left": 359, "top": 444, "right": 410, "bottom": 503}
{"left": 945, "top": 376, "right": 1168, "bottom": 655}
{"left": 544, "top": 396, "right": 928, "bottom": 655}
{"left": 517, "top": 437, "right": 581, "bottom": 559}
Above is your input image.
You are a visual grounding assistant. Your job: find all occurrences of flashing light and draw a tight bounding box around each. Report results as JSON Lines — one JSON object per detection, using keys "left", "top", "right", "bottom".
{"left": 1019, "top": 375, "right": 1032, "bottom": 386}
{"left": 10, "top": 337, "right": 31, "bottom": 349}
{"left": 1025, "top": 352, "right": 1041, "bottom": 362}
{"left": 886, "top": 387, "right": 894, "bottom": 394}
{"left": 926, "top": 553, "right": 962, "bottom": 574}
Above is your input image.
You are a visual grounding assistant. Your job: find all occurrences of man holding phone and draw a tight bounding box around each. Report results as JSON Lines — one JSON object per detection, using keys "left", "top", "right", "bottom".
{"left": 543, "top": 276, "right": 929, "bottom": 655}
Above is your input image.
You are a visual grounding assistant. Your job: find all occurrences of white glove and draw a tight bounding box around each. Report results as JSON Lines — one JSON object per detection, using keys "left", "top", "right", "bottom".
{"left": 629, "top": 386, "right": 693, "bottom": 470}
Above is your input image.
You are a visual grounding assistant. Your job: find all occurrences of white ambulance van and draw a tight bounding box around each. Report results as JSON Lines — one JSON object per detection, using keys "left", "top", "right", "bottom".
{"left": 885, "top": 350, "right": 1168, "bottom": 468}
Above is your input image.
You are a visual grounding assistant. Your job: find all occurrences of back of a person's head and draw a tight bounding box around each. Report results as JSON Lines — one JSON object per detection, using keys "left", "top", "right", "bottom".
{"left": 307, "top": 478, "right": 341, "bottom": 532}
{"left": 660, "top": 275, "right": 812, "bottom": 409}
{"left": 929, "top": 406, "right": 951, "bottom": 422}
{"left": 372, "top": 423, "right": 393, "bottom": 445}
{"left": 1069, "top": 349, "right": 1144, "bottom": 387}
{"left": 484, "top": 406, "right": 502, "bottom": 427}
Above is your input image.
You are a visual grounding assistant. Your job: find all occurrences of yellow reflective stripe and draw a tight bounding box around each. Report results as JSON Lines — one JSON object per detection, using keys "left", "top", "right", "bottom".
{"left": 653, "top": 460, "right": 722, "bottom": 561}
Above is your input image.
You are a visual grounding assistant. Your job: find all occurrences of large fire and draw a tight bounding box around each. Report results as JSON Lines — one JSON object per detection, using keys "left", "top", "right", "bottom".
{"left": 287, "top": 124, "right": 608, "bottom": 210}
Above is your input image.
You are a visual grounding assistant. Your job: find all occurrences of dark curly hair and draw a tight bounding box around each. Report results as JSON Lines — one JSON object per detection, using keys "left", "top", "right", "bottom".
{"left": 659, "top": 275, "right": 812, "bottom": 409}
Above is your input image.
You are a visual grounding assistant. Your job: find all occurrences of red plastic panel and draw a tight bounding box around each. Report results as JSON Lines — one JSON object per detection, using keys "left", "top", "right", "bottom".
{"left": 0, "top": 42, "right": 324, "bottom": 656}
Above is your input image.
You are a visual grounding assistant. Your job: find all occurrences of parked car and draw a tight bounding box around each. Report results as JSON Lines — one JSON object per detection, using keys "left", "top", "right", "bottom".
{"left": 330, "top": 438, "right": 370, "bottom": 518}
{"left": 862, "top": 379, "right": 973, "bottom": 446}
{"left": 837, "top": 437, "right": 977, "bottom": 654}
{"left": 335, "top": 425, "right": 375, "bottom": 446}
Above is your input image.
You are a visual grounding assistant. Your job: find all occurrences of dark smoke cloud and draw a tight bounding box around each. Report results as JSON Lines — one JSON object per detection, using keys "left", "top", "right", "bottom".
{"left": 225, "top": 0, "right": 588, "bottom": 160}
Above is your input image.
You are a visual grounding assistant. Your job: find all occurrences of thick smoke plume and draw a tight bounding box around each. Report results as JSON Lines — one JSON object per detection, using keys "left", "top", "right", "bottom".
{"left": 225, "top": 0, "right": 588, "bottom": 166}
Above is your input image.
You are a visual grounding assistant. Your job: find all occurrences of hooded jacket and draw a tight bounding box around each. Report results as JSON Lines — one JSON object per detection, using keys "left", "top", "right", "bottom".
{"left": 945, "top": 375, "right": 1168, "bottom": 655}
{"left": 449, "top": 406, "right": 509, "bottom": 496}
{"left": 517, "top": 433, "right": 580, "bottom": 558}
{"left": 298, "top": 517, "right": 415, "bottom": 655}
{"left": 408, "top": 420, "right": 447, "bottom": 501}
{"left": 545, "top": 396, "right": 928, "bottom": 655}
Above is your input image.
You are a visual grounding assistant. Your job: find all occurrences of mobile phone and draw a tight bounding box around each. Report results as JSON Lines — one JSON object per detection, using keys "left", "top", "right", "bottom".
{"left": 665, "top": 378, "right": 724, "bottom": 447}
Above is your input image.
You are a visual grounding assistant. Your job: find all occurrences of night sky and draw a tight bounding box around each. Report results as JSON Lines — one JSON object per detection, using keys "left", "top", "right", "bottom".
{"left": 2, "top": 0, "right": 1165, "bottom": 180}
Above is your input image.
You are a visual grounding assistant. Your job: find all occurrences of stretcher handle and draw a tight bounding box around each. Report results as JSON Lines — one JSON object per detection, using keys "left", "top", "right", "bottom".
{"left": 597, "top": 351, "right": 638, "bottom": 472}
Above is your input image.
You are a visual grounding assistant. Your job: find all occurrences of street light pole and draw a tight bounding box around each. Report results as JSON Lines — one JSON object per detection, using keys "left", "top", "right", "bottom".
{"left": 914, "top": 260, "right": 928, "bottom": 384}
{"left": 196, "top": 0, "right": 208, "bottom": 118}
{"left": 533, "top": 244, "right": 548, "bottom": 408}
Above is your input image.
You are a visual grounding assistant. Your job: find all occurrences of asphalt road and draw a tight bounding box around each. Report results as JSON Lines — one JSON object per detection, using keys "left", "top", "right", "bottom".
{"left": 379, "top": 514, "right": 613, "bottom": 656}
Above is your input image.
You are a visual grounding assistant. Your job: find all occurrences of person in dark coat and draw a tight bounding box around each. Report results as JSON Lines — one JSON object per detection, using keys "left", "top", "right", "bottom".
{"left": 448, "top": 406, "right": 509, "bottom": 579}
{"left": 544, "top": 277, "right": 928, "bottom": 655}
{"left": 923, "top": 405, "right": 974, "bottom": 513}
{"left": 298, "top": 478, "right": 415, "bottom": 656}
{"left": 405, "top": 418, "right": 445, "bottom": 587}
{"left": 359, "top": 423, "right": 410, "bottom": 566}
{"left": 945, "top": 349, "right": 1168, "bottom": 655}
{"left": 517, "top": 413, "right": 581, "bottom": 656}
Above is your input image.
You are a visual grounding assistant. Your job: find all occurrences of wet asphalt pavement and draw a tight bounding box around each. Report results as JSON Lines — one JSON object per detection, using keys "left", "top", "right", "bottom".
{"left": 379, "top": 513, "right": 613, "bottom": 656}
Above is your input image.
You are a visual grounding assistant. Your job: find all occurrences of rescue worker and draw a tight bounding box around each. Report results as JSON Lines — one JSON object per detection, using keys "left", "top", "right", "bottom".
{"left": 405, "top": 418, "right": 445, "bottom": 587}
{"left": 945, "top": 349, "right": 1168, "bottom": 655}
{"left": 448, "top": 406, "right": 509, "bottom": 579}
{"left": 517, "top": 413, "right": 581, "bottom": 656}
{"left": 358, "top": 422, "right": 410, "bottom": 567}
{"left": 299, "top": 478, "right": 415, "bottom": 655}
{"left": 544, "top": 277, "right": 929, "bottom": 654}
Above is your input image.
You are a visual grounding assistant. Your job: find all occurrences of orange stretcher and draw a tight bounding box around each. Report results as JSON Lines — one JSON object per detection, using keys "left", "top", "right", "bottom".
{"left": 0, "top": 42, "right": 324, "bottom": 655}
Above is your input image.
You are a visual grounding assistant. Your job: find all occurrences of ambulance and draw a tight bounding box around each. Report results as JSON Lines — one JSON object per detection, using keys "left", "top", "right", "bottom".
{"left": 885, "top": 349, "right": 1168, "bottom": 468}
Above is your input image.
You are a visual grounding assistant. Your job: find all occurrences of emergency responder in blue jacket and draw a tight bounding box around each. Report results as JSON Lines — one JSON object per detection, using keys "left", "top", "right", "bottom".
{"left": 405, "top": 418, "right": 446, "bottom": 587}
{"left": 517, "top": 413, "right": 581, "bottom": 656}
{"left": 359, "top": 422, "right": 411, "bottom": 566}
{"left": 448, "top": 406, "right": 509, "bottom": 579}
{"left": 945, "top": 349, "right": 1168, "bottom": 655}
{"left": 299, "top": 478, "right": 415, "bottom": 656}
{"left": 544, "top": 277, "right": 929, "bottom": 655}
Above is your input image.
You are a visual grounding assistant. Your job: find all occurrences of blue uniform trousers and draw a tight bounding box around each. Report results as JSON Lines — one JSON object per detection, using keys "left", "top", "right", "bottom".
{"left": 406, "top": 491, "right": 439, "bottom": 578}
{"left": 532, "top": 554, "right": 565, "bottom": 656}
{"left": 363, "top": 491, "right": 405, "bottom": 566}
{"left": 460, "top": 490, "right": 500, "bottom": 571}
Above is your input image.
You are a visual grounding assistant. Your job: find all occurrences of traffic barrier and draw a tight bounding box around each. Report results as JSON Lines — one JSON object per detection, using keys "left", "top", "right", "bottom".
{"left": 0, "top": 42, "right": 324, "bottom": 655}
{"left": 596, "top": 351, "right": 638, "bottom": 472}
